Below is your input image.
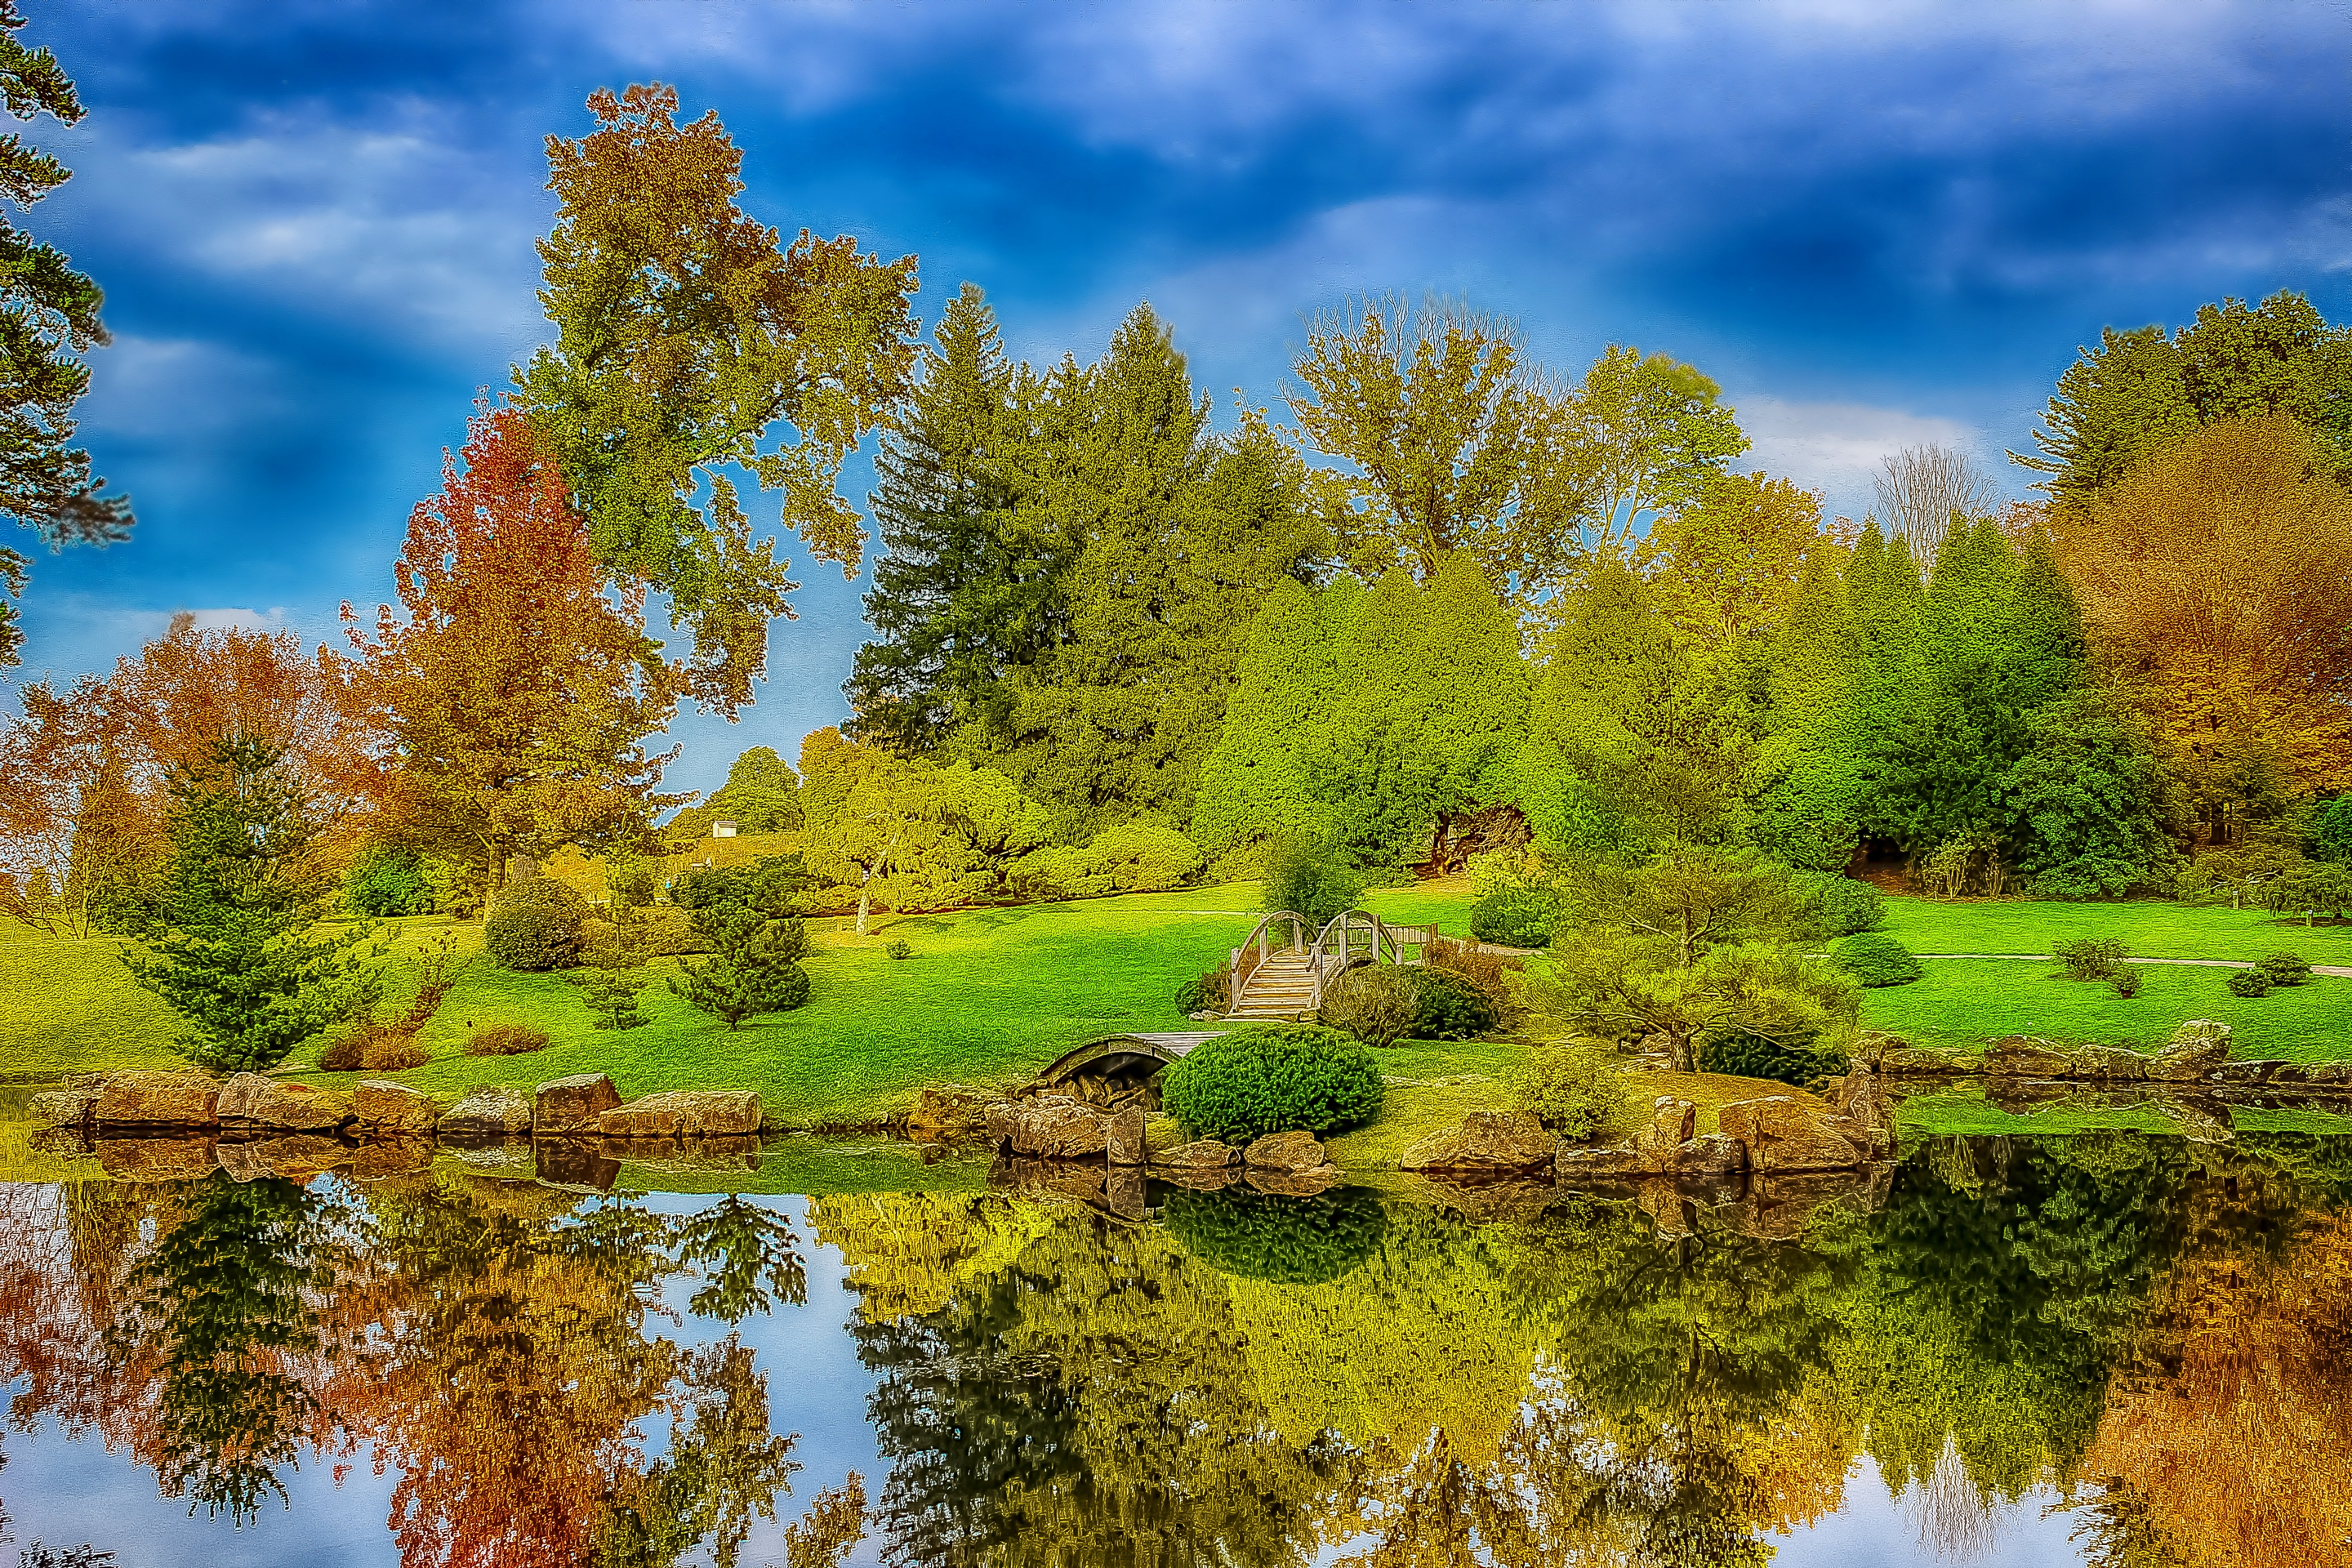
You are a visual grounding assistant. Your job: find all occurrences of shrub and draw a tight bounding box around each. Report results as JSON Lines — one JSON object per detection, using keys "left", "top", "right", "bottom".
{"left": 1175, "top": 967, "right": 1231, "bottom": 1016}
{"left": 1162, "top": 1184, "right": 1388, "bottom": 1285}
{"left": 1469, "top": 886, "right": 1557, "bottom": 948}
{"left": 1160, "top": 1022, "right": 1385, "bottom": 1143}
{"left": 1317, "top": 965, "right": 1423, "bottom": 1048}
{"left": 1425, "top": 938, "right": 1528, "bottom": 1027}
{"left": 484, "top": 878, "right": 590, "bottom": 971}
{"left": 2052, "top": 938, "right": 2128, "bottom": 982}
{"left": 2227, "top": 968, "right": 2272, "bottom": 998}
{"left": 1509, "top": 1044, "right": 1628, "bottom": 1138}
{"left": 2112, "top": 967, "right": 2144, "bottom": 999}
{"left": 1261, "top": 839, "right": 1365, "bottom": 926}
{"left": 1699, "top": 1026, "right": 1847, "bottom": 1090}
{"left": 2260, "top": 951, "right": 2312, "bottom": 987}
{"left": 1789, "top": 871, "right": 1885, "bottom": 940}
{"left": 1830, "top": 932, "right": 1922, "bottom": 987}
{"left": 345, "top": 844, "right": 433, "bottom": 917}
{"left": 670, "top": 909, "right": 813, "bottom": 1028}
{"left": 465, "top": 1023, "right": 550, "bottom": 1056}
{"left": 884, "top": 938, "right": 913, "bottom": 960}
{"left": 1410, "top": 968, "right": 1499, "bottom": 1039}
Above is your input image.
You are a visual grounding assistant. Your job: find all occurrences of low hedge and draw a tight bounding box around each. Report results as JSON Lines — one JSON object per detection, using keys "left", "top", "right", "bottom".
{"left": 1162, "top": 1184, "right": 1388, "bottom": 1285}
{"left": 1410, "top": 968, "right": 1499, "bottom": 1039}
{"left": 1160, "top": 1022, "right": 1385, "bottom": 1143}
{"left": 484, "top": 878, "right": 589, "bottom": 972}
{"left": 1699, "top": 1027, "right": 1847, "bottom": 1090}
{"left": 1468, "top": 886, "right": 1557, "bottom": 948}
{"left": 1831, "top": 931, "right": 1922, "bottom": 987}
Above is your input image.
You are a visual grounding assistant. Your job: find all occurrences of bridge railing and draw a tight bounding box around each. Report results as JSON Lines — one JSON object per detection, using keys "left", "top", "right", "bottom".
{"left": 1229, "top": 910, "right": 1307, "bottom": 1009}
{"left": 1307, "top": 908, "right": 1429, "bottom": 1005}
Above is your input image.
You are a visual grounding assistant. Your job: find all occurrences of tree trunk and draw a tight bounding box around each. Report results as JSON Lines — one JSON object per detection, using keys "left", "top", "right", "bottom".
{"left": 1667, "top": 1030, "right": 1695, "bottom": 1073}
{"left": 855, "top": 881, "right": 871, "bottom": 938}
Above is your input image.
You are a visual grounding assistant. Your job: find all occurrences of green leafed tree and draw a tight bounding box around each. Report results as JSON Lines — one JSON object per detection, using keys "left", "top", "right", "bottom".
{"left": 122, "top": 737, "right": 377, "bottom": 1073}
{"left": 670, "top": 898, "right": 811, "bottom": 1029}
{"left": 671, "top": 745, "right": 804, "bottom": 841}
{"left": 2016, "top": 289, "right": 2352, "bottom": 510}
{"left": 0, "top": 2, "right": 133, "bottom": 668}
{"left": 517, "top": 83, "right": 920, "bottom": 714}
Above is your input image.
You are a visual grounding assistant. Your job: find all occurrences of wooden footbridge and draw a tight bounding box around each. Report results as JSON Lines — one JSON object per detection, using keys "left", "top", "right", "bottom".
{"left": 1223, "top": 907, "right": 1433, "bottom": 1021}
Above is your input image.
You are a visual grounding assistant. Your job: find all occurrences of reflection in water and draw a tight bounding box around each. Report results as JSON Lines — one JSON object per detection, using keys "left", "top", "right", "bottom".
{"left": 2, "top": 1133, "right": 2350, "bottom": 1566}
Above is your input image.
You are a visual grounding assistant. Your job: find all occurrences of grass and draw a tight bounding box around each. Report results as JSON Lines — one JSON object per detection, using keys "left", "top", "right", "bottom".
{"left": 1879, "top": 894, "right": 2352, "bottom": 965}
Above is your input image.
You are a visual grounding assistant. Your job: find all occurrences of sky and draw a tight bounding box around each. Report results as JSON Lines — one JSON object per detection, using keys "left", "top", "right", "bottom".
{"left": 11, "top": 0, "right": 2352, "bottom": 796}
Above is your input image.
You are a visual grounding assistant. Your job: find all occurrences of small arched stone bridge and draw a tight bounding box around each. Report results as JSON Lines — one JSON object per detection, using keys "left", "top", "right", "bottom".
{"left": 1027, "top": 1031, "right": 1227, "bottom": 1111}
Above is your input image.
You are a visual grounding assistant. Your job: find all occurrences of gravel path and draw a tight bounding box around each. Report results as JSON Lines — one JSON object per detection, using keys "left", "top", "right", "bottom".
{"left": 1918, "top": 953, "right": 2352, "bottom": 979}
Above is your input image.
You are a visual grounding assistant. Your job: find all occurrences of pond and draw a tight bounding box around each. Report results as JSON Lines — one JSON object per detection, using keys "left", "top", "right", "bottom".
{"left": 2, "top": 1126, "right": 2349, "bottom": 1567}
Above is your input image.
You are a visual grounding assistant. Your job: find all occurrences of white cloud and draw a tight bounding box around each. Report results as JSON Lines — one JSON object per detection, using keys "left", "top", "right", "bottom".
{"left": 1736, "top": 396, "right": 1984, "bottom": 516}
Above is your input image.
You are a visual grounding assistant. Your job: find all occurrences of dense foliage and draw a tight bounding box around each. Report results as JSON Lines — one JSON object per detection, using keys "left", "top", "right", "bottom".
{"left": 1258, "top": 838, "right": 1364, "bottom": 925}
{"left": 1789, "top": 871, "right": 1883, "bottom": 939}
{"left": 1159, "top": 1022, "right": 1385, "bottom": 1142}
{"left": 343, "top": 844, "right": 431, "bottom": 918}
{"left": 1830, "top": 932, "right": 1922, "bottom": 987}
{"left": 1469, "top": 884, "right": 1557, "bottom": 947}
{"left": 1508, "top": 1044, "right": 1628, "bottom": 1137}
{"left": 483, "top": 876, "right": 589, "bottom": 972}
{"left": 1698, "top": 1025, "right": 1847, "bottom": 1089}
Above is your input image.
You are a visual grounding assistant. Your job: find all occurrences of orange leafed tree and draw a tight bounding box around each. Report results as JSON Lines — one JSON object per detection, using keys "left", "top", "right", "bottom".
{"left": 345, "top": 404, "right": 679, "bottom": 893}
{"left": 2055, "top": 415, "right": 2352, "bottom": 839}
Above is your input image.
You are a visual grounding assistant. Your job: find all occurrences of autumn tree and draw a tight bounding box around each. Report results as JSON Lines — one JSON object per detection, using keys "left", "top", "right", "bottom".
{"left": 0, "top": 2, "right": 133, "bottom": 670}
{"left": 518, "top": 82, "right": 920, "bottom": 712}
{"left": 345, "top": 404, "right": 681, "bottom": 898}
{"left": 2056, "top": 415, "right": 2352, "bottom": 840}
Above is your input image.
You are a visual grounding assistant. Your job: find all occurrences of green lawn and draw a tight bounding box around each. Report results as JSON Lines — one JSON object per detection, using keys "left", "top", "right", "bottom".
{"left": 1867, "top": 895, "right": 2352, "bottom": 1056}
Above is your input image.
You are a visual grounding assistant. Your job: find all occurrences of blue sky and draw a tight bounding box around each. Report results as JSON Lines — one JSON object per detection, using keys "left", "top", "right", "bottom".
{"left": 13, "top": 0, "right": 2351, "bottom": 795}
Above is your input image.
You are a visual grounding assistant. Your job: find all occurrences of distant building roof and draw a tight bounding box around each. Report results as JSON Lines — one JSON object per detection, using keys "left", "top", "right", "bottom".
{"left": 712, "top": 819, "right": 739, "bottom": 837}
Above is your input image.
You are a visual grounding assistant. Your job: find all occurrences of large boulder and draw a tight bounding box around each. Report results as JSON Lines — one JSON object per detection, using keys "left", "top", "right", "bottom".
{"left": 2149, "top": 1021, "right": 2231, "bottom": 1081}
{"left": 1980, "top": 1037, "right": 2078, "bottom": 1079}
{"left": 599, "top": 1090, "right": 764, "bottom": 1138}
{"left": 29, "top": 1087, "right": 99, "bottom": 1130}
{"left": 904, "top": 1085, "right": 997, "bottom": 1141}
{"left": 1103, "top": 1103, "right": 1145, "bottom": 1166}
{"left": 1878, "top": 1048, "right": 1970, "bottom": 1076}
{"left": 1399, "top": 1111, "right": 1556, "bottom": 1175}
{"left": 2072, "top": 1045, "right": 2149, "bottom": 1081}
{"left": 1717, "top": 1095, "right": 1866, "bottom": 1173}
{"left": 535, "top": 1074, "right": 621, "bottom": 1136}
{"left": 217, "top": 1074, "right": 351, "bottom": 1131}
{"left": 438, "top": 1085, "right": 533, "bottom": 1138}
{"left": 1242, "top": 1129, "right": 1328, "bottom": 1173}
{"left": 1155, "top": 1138, "right": 1237, "bottom": 1171}
{"left": 96, "top": 1071, "right": 221, "bottom": 1128}
{"left": 1827, "top": 1067, "right": 1896, "bottom": 1160}
{"left": 986, "top": 1094, "right": 1147, "bottom": 1161}
{"left": 1557, "top": 1097, "right": 1740, "bottom": 1181}
{"left": 353, "top": 1080, "right": 441, "bottom": 1135}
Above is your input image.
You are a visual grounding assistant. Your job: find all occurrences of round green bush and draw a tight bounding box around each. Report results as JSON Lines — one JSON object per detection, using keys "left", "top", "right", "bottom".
{"left": 1699, "top": 1027, "right": 1847, "bottom": 1089}
{"left": 2227, "top": 967, "right": 2273, "bottom": 998}
{"left": 1160, "top": 1022, "right": 1385, "bottom": 1143}
{"left": 1468, "top": 885, "right": 1557, "bottom": 947}
{"left": 1831, "top": 931, "right": 1922, "bottom": 987}
{"left": 1162, "top": 1184, "right": 1388, "bottom": 1285}
{"left": 1410, "top": 968, "right": 1499, "bottom": 1039}
{"left": 1790, "top": 871, "right": 1885, "bottom": 939}
{"left": 1509, "top": 1043, "right": 1628, "bottom": 1137}
{"left": 484, "top": 877, "right": 590, "bottom": 971}
{"left": 344, "top": 844, "right": 432, "bottom": 917}
{"left": 2259, "top": 951, "right": 2312, "bottom": 987}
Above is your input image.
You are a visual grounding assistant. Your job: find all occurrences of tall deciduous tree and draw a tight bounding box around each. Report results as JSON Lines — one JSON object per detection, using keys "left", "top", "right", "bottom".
{"left": 0, "top": 2, "right": 132, "bottom": 669}
{"left": 2016, "top": 291, "right": 2352, "bottom": 510}
{"left": 2056, "top": 415, "right": 2352, "bottom": 840}
{"left": 1537, "top": 343, "right": 1749, "bottom": 565}
{"left": 518, "top": 83, "right": 920, "bottom": 713}
{"left": 345, "top": 405, "right": 680, "bottom": 897}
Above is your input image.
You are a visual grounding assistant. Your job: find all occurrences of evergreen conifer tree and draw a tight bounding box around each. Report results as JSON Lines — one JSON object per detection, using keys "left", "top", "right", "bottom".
{"left": 1192, "top": 577, "right": 1350, "bottom": 856}
{"left": 670, "top": 901, "right": 811, "bottom": 1029}
{"left": 124, "top": 736, "right": 375, "bottom": 1073}
{"left": 1751, "top": 537, "right": 1866, "bottom": 870}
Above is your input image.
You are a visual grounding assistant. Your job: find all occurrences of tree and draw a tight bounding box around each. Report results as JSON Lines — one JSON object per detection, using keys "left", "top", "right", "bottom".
{"left": 844, "top": 284, "right": 1038, "bottom": 754}
{"left": 1539, "top": 343, "right": 1749, "bottom": 567}
{"left": 345, "top": 404, "right": 681, "bottom": 896}
{"left": 802, "top": 748, "right": 1045, "bottom": 932}
{"left": 2002, "top": 693, "right": 2172, "bottom": 898}
{"left": 2016, "top": 290, "right": 2352, "bottom": 509}
{"left": 670, "top": 893, "right": 811, "bottom": 1029}
{"left": 1287, "top": 294, "right": 1539, "bottom": 584}
{"left": 670, "top": 746, "right": 802, "bottom": 841}
{"left": 1872, "top": 444, "right": 1997, "bottom": 568}
{"left": 122, "top": 737, "right": 376, "bottom": 1073}
{"left": 1562, "top": 846, "right": 1800, "bottom": 972}
{"left": 2054, "top": 416, "right": 2352, "bottom": 838}
{"left": 1191, "top": 575, "right": 1360, "bottom": 858}
{"left": 517, "top": 83, "right": 920, "bottom": 713}
{"left": 1637, "top": 470, "right": 1823, "bottom": 666}
{"left": 0, "top": 2, "right": 133, "bottom": 670}
{"left": 1749, "top": 537, "right": 1866, "bottom": 871}
{"left": 1545, "top": 931, "right": 1858, "bottom": 1073}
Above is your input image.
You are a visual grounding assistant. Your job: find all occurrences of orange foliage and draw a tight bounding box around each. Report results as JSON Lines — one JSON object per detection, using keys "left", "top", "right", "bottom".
{"left": 2079, "top": 1208, "right": 2352, "bottom": 1566}
{"left": 2056, "top": 416, "right": 2352, "bottom": 827}
{"left": 344, "top": 404, "right": 681, "bottom": 889}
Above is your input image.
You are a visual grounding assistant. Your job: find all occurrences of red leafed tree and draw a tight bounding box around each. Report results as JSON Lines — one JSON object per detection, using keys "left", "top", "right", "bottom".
{"left": 345, "top": 403, "right": 680, "bottom": 895}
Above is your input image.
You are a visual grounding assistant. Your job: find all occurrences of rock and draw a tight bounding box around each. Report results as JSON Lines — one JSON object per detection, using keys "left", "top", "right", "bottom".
{"left": 95, "top": 1071, "right": 221, "bottom": 1128}
{"left": 1717, "top": 1095, "right": 1866, "bottom": 1173}
{"left": 1242, "top": 1129, "right": 1328, "bottom": 1172}
{"left": 217, "top": 1074, "right": 351, "bottom": 1130}
{"left": 96, "top": 1137, "right": 219, "bottom": 1182}
{"left": 1675, "top": 1133, "right": 1750, "bottom": 1183}
{"left": 1980, "top": 1037, "right": 2077, "bottom": 1079}
{"left": 29, "top": 1088, "right": 99, "bottom": 1129}
{"left": 218, "top": 1134, "right": 345, "bottom": 1183}
{"left": 1155, "top": 1138, "right": 1238, "bottom": 1171}
{"left": 1828, "top": 1067, "right": 1896, "bottom": 1159}
{"left": 1412, "top": 1174, "right": 1553, "bottom": 1223}
{"left": 599, "top": 1090, "right": 764, "bottom": 1138}
{"left": 1102, "top": 1164, "right": 1148, "bottom": 1219}
{"left": 447, "top": 1141, "right": 535, "bottom": 1178}
{"left": 353, "top": 1080, "right": 441, "bottom": 1134}
{"left": 1557, "top": 1097, "right": 1739, "bottom": 1182}
{"left": 2160, "top": 1096, "right": 2236, "bottom": 1145}
{"left": 1245, "top": 1165, "right": 1339, "bottom": 1197}
{"left": 2150, "top": 1023, "right": 2231, "bottom": 1081}
{"left": 986, "top": 1094, "right": 1139, "bottom": 1160}
{"left": 2210, "top": 1059, "right": 2290, "bottom": 1086}
{"left": 1878, "top": 1048, "right": 1970, "bottom": 1076}
{"left": 905, "top": 1085, "right": 997, "bottom": 1141}
{"left": 535, "top": 1074, "right": 621, "bottom": 1136}
{"left": 1398, "top": 1111, "right": 1556, "bottom": 1174}
{"left": 2305, "top": 1062, "right": 2352, "bottom": 1088}
{"left": 1102, "top": 1102, "right": 1145, "bottom": 1165}
{"left": 438, "top": 1085, "right": 533, "bottom": 1138}
{"left": 2072, "top": 1046, "right": 2150, "bottom": 1081}
{"left": 990, "top": 1154, "right": 1110, "bottom": 1205}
